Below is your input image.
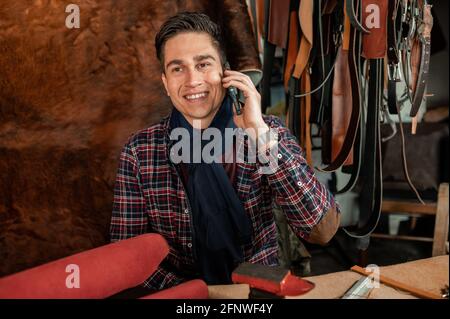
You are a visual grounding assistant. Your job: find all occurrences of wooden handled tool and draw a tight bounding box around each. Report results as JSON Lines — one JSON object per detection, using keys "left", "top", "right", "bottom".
{"left": 351, "top": 265, "right": 443, "bottom": 299}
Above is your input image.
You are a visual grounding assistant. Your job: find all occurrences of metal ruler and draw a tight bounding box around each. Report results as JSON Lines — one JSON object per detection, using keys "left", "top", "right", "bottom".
{"left": 341, "top": 276, "right": 375, "bottom": 299}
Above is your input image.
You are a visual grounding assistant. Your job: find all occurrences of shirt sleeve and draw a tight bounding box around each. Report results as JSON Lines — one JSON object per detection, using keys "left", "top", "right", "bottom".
{"left": 258, "top": 115, "right": 341, "bottom": 244}
{"left": 141, "top": 260, "right": 186, "bottom": 291}
{"left": 109, "top": 140, "right": 189, "bottom": 291}
{"left": 110, "top": 141, "right": 148, "bottom": 242}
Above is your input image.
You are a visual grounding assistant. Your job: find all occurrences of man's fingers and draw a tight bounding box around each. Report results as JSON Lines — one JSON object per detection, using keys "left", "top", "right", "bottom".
{"left": 223, "top": 79, "right": 258, "bottom": 98}
{"left": 223, "top": 71, "right": 254, "bottom": 87}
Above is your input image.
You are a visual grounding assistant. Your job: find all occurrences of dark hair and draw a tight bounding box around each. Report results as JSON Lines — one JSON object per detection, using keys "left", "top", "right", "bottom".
{"left": 155, "top": 12, "right": 226, "bottom": 69}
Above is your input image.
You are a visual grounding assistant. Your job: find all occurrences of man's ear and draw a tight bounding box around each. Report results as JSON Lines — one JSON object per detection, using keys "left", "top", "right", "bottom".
{"left": 161, "top": 73, "right": 170, "bottom": 96}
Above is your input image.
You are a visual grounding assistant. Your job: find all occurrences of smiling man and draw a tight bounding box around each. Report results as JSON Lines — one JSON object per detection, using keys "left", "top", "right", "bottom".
{"left": 110, "top": 12, "right": 341, "bottom": 291}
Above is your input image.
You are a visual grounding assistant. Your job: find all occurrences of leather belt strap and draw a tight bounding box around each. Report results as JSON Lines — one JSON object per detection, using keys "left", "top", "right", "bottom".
{"left": 261, "top": 0, "right": 272, "bottom": 113}
{"left": 288, "top": 0, "right": 313, "bottom": 165}
{"left": 284, "top": 4, "right": 300, "bottom": 91}
{"left": 293, "top": 0, "right": 313, "bottom": 78}
{"left": 409, "top": 3, "right": 433, "bottom": 117}
{"left": 331, "top": 46, "right": 354, "bottom": 167}
{"left": 248, "top": 0, "right": 260, "bottom": 53}
{"left": 258, "top": 0, "right": 267, "bottom": 38}
{"left": 320, "top": 7, "right": 362, "bottom": 173}
{"left": 342, "top": 0, "right": 352, "bottom": 51}
{"left": 387, "top": 0, "right": 401, "bottom": 114}
{"left": 302, "top": 71, "right": 313, "bottom": 166}
{"left": 344, "top": 59, "right": 383, "bottom": 238}
{"left": 346, "top": 0, "right": 370, "bottom": 34}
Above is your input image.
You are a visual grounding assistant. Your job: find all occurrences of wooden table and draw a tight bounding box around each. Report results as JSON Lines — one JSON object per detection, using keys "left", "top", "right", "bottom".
{"left": 208, "top": 256, "right": 449, "bottom": 299}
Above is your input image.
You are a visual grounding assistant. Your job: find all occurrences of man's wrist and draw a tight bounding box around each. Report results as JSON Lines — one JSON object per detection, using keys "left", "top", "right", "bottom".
{"left": 246, "top": 121, "right": 270, "bottom": 143}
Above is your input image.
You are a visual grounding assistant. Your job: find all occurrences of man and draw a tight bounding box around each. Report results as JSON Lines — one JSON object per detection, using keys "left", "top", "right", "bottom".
{"left": 110, "top": 12, "right": 340, "bottom": 291}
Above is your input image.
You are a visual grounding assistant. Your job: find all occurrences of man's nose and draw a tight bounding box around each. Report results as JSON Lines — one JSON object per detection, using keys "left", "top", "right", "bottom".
{"left": 185, "top": 69, "right": 203, "bottom": 87}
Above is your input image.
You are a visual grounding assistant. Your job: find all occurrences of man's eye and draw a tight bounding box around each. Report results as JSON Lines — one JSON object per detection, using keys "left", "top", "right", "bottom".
{"left": 172, "top": 67, "right": 182, "bottom": 73}
{"left": 198, "top": 63, "right": 210, "bottom": 69}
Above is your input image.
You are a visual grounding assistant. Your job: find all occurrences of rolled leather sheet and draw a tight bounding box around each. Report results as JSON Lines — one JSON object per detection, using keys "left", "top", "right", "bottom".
{"left": 0, "top": 234, "right": 169, "bottom": 299}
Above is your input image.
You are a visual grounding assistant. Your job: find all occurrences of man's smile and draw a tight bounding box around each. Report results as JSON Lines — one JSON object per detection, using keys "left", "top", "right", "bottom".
{"left": 184, "top": 91, "right": 209, "bottom": 102}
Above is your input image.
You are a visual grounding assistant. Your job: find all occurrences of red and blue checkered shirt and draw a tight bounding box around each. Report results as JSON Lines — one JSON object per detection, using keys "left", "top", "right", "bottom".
{"left": 110, "top": 113, "right": 339, "bottom": 290}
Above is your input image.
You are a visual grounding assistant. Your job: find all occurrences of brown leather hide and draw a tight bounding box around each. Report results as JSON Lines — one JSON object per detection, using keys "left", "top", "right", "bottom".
{"left": 361, "top": 0, "right": 388, "bottom": 59}
{"left": 0, "top": 0, "right": 260, "bottom": 276}
{"left": 331, "top": 47, "right": 353, "bottom": 165}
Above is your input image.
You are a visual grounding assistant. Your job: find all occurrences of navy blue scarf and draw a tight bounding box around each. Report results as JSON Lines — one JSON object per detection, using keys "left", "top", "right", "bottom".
{"left": 169, "top": 96, "right": 252, "bottom": 284}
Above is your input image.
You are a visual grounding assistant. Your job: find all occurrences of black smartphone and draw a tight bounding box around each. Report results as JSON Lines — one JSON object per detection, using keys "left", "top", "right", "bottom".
{"left": 224, "top": 62, "right": 242, "bottom": 115}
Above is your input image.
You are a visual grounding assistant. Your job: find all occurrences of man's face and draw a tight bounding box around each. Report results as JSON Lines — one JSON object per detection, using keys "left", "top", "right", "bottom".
{"left": 161, "top": 32, "right": 226, "bottom": 128}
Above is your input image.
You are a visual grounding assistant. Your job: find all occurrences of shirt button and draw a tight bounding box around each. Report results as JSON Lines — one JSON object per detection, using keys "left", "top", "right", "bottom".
{"left": 297, "top": 181, "right": 302, "bottom": 187}
{"left": 187, "top": 243, "right": 192, "bottom": 248}
{"left": 277, "top": 153, "right": 282, "bottom": 159}
{"left": 184, "top": 208, "right": 189, "bottom": 214}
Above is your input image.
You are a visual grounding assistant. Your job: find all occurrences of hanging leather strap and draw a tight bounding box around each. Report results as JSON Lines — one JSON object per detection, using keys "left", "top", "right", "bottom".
{"left": 284, "top": 4, "right": 300, "bottom": 91}
{"left": 267, "top": 0, "right": 291, "bottom": 48}
{"left": 409, "top": 3, "right": 433, "bottom": 117}
{"left": 387, "top": 0, "right": 401, "bottom": 114}
{"left": 317, "top": 2, "right": 360, "bottom": 172}
{"left": 302, "top": 71, "right": 313, "bottom": 166}
{"left": 361, "top": 0, "right": 389, "bottom": 59}
{"left": 346, "top": 0, "right": 370, "bottom": 33}
{"left": 293, "top": 0, "right": 314, "bottom": 78}
{"left": 344, "top": 59, "right": 383, "bottom": 238}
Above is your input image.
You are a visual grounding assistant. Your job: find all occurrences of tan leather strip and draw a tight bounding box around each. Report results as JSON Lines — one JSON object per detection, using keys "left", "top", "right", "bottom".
{"left": 409, "top": 37, "right": 421, "bottom": 93}
{"left": 293, "top": 36, "right": 311, "bottom": 78}
{"left": 331, "top": 46, "right": 354, "bottom": 165}
{"left": 308, "top": 206, "right": 341, "bottom": 245}
{"left": 342, "top": 0, "right": 351, "bottom": 51}
{"left": 303, "top": 71, "right": 313, "bottom": 166}
{"left": 256, "top": 0, "right": 266, "bottom": 38}
{"left": 284, "top": 10, "right": 300, "bottom": 90}
{"left": 299, "top": 0, "right": 314, "bottom": 44}
{"left": 293, "top": 0, "right": 313, "bottom": 78}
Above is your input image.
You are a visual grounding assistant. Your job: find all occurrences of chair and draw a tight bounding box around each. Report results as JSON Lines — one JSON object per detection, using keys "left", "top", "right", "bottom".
{"left": 371, "top": 183, "right": 449, "bottom": 257}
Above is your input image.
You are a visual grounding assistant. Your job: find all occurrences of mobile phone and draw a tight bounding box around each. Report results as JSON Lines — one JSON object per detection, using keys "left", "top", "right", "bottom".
{"left": 224, "top": 62, "right": 242, "bottom": 115}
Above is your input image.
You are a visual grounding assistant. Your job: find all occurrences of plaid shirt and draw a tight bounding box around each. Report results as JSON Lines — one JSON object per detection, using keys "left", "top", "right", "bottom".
{"left": 110, "top": 113, "right": 339, "bottom": 290}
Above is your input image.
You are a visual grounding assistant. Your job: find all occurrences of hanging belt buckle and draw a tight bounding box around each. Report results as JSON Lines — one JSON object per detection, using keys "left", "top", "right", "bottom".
{"left": 401, "top": 2, "right": 408, "bottom": 23}
{"left": 388, "top": 63, "right": 402, "bottom": 82}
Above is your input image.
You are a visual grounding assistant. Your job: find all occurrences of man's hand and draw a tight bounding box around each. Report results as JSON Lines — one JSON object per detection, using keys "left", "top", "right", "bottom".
{"left": 222, "top": 69, "right": 269, "bottom": 142}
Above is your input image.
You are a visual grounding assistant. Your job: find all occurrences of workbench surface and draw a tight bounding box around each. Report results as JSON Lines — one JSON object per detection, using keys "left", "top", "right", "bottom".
{"left": 289, "top": 255, "right": 448, "bottom": 299}
{"left": 208, "top": 255, "right": 449, "bottom": 299}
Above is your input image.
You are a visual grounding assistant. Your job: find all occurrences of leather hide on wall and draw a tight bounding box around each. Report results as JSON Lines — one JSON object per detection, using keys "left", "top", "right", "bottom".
{"left": 0, "top": 0, "right": 260, "bottom": 276}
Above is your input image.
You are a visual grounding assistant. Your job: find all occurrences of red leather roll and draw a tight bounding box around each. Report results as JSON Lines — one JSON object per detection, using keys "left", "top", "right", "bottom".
{"left": 140, "top": 279, "right": 208, "bottom": 299}
{"left": 0, "top": 234, "right": 168, "bottom": 299}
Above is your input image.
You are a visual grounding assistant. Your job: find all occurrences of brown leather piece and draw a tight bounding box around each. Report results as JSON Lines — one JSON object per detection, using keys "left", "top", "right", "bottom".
{"left": 331, "top": 46, "right": 354, "bottom": 166}
{"left": 307, "top": 206, "right": 341, "bottom": 246}
{"left": 409, "top": 37, "right": 421, "bottom": 94}
{"left": 323, "top": 0, "right": 338, "bottom": 15}
{"left": 256, "top": 0, "right": 266, "bottom": 38}
{"left": 293, "top": 0, "right": 314, "bottom": 78}
{"left": 0, "top": 0, "right": 260, "bottom": 277}
{"left": 342, "top": 0, "right": 351, "bottom": 51}
{"left": 284, "top": 10, "right": 300, "bottom": 90}
{"left": 219, "top": 0, "right": 262, "bottom": 71}
{"left": 361, "top": 0, "right": 388, "bottom": 59}
{"left": 409, "top": 3, "right": 433, "bottom": 96}
{"left": 301, "top": 71, "right": 313, "bottom": 166}
{"left": 267, "top": 0, "right": 291, "bottom": 48}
